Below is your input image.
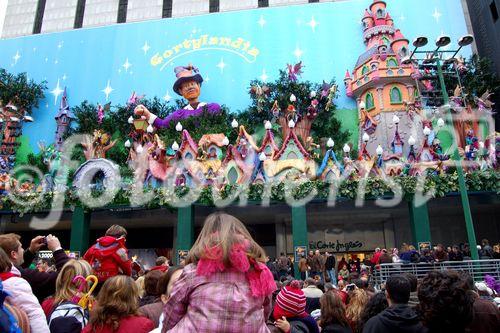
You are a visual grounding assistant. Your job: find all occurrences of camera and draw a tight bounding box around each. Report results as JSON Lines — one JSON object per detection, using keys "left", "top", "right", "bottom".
{"left": 41, "top": 236, "right": 48, "bottom": 246}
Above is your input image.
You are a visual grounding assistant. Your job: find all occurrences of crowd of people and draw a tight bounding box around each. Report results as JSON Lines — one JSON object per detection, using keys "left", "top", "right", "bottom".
{"left": 266, "top": 240, "right": 500, "bottom": 285}
{"left": 0, "top": 213, "right": 499, "bottom": 333}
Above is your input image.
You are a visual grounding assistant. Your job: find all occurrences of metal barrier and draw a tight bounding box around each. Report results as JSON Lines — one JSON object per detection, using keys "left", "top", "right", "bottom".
{"left": 375, "top": 260, "right": 500, "bottom": 286}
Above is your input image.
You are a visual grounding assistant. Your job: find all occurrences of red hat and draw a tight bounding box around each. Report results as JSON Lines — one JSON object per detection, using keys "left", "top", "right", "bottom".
{"left": 275, "top": 280, "right": 306, "bottom": 317}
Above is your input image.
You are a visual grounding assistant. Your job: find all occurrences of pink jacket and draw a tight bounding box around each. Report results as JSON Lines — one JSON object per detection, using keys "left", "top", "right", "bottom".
{"left": 162, "top": 263, "right": 274, "bottom": 333}
{"left": 2, "top": 266, "right": 50, "bottom": 333}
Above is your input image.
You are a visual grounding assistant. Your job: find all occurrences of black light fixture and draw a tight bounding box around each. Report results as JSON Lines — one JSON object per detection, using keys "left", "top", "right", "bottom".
{"left": 458, "top": 34, "right": 474, "bottom": 47}
{"left": 435, "top": 35, "right": 451, "bottom": 48}
{"left": 413, "top": 36, "right": 428, "bottom": 48}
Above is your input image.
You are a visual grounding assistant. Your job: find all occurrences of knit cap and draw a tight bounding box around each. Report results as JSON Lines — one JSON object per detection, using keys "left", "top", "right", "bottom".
{"left": 275, "top": 280, "right": 306, "bottom": 316}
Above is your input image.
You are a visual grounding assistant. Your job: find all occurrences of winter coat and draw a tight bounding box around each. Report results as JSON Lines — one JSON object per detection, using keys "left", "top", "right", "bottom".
{"left": 400, "top": 251, "right": 420, "bottom": 263}
{"left": 1, "top": 279, "right": 30, "bottom": 333}
{"left": 307, "top": 256, "right": 315, "bottom": 270}
{"left": 325, "top": 256, "right": 336, "bottom": 271}
{"left": 466, "top": 297, "right": 500, "bottom": 333}
{"left": 449, "top": 251, "right": 464, "bottom": 261}
{"left": 302, "top": 285, "right": 323, "bottom": 298}
{"left": 362, "top": 304, "right": 426, "bottom": 333}
{"left": 161, "top": 263, "right": 274, "bottom": 332}
{"left": 288, "top": 315, "right": 320, "bottom": 333}
{"left": 1, "top": 267, "right": 50, "bottom": 333}
{"left": 480, "top": 245, "right": 494, "bottom": 259}
{"left": 138, "top": 301, "right": 163, "bottom": 328}
{"left": 371, "top": 252, "right": 382, "bottom": 266}
{"left": 299, "top": 258, "right": 308, "bottom": 273}
{"left": 379, "top": 253, "right": 393, "bottom": 264}
{"left": 138, "top": 295, "right": 159, "bottom": 307}
{"left": 311, "top": 255, "right": 323, "bottom": 273}
{"left": 19, "top": 249, "right": 69, "bottom": 302}
{"left": 82, "top": 315, "right": 154, "bottom": 333}
{"left": 338, "top": 269, "right": 349, "bottom": 280}
{"left": 433, "top": 250, "right": 448, "bottom": 262}
{"left": 322, "top": 323, "right": 353, "bottom": 333}
{"left": 83, "top": 236, "right": 132, "bottom": 283}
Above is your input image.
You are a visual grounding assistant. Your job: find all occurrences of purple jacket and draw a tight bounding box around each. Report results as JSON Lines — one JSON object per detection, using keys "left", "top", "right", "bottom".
{"left": 151, "top": 102, "right": 221, "bottom": 128}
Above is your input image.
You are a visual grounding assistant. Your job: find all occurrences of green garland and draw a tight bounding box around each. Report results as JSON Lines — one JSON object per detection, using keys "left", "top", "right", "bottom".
{"left": 2, "top": 169, "right": 498, "bottom": 215}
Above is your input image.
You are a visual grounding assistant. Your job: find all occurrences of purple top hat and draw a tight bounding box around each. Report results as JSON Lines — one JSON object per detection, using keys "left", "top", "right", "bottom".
{"left": 173, "top": 64, "right": 203, "bottom": 95}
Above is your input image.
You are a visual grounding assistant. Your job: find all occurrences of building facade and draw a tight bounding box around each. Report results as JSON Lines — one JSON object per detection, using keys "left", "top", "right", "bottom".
{"left": 464, "top": 0, "right": 500, "bottom": 130}
{"left": 1, "top": 0, "right": 338, "bottom": 39}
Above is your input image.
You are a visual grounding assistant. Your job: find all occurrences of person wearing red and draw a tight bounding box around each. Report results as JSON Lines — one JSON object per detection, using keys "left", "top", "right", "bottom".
{"left": 273, "top": 280, "right": 320, "bottom": 333}
{"left": 370, "top": 248, "right": 382, "bottom": 270}
{"left": 149, "top": 256, "right": 169, "bottom": 273}
{"left": 83, "top": 275, "right": 154, "bottom": 333}
{"left": 83, "top": 225, "right": 132, "bottom": 283}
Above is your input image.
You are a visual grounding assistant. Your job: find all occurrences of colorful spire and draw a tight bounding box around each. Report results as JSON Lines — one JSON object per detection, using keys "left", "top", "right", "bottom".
{"left": 344, "top": 70, "right": 351, "bottom": 79}
{"left": 393, "top": 29, "right": 405, "bottom": 40}
{"left": 363, "top": 9, "right": 372, "bottom": 19}
{"left": 55, "top": 87, "right": 74, "bottom": 119}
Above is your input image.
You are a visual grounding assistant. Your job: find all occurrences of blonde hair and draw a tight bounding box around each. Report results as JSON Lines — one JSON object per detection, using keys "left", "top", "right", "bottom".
{"left": 346, "top": 289, "right": 369, "bottom": 324}
{"left": 89, "top": 275, "right": 139, "bottom": 331}
{"left": 54, "top": 259, "right": 92, "bottom": 304}
{"left": 135, "top": 275, "right": 145, "bottom": 298}
{"left": 186, "top": 212, "right": 267, "bottom": 267}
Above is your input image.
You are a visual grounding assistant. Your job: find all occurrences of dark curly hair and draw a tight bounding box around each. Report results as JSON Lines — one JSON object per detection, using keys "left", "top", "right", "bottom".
{"left": 417, "top": 270, "right": 474, "bottom": 332}
{"left": 359, "top": 292, "right": 388, "bottom": 331}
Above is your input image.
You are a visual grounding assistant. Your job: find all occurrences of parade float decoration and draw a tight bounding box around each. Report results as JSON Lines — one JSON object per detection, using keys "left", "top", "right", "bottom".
{"left": 0, "top": 1, "right": 498, "bottom": 213}
{"left": 0, "top": 69, "right": 46, "bottom": 173}
{"left": 344, "top": 0, "right": 427, "bottom": 158}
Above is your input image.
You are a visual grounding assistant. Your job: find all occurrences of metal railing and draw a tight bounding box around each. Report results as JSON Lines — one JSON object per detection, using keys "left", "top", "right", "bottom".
{"left": 374, "top": 260, "right": 500, "bottom": 286}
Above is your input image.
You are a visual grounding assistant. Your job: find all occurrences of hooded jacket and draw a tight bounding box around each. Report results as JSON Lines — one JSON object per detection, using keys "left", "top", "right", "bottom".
{"left": 362, "top": 304, "right": 426, "bottom": 333}
{"left": 1, "top": 266, "right": 50, "bottom": 332}
{"left": 83, "top": 236, "right": 132, "bottom": 282}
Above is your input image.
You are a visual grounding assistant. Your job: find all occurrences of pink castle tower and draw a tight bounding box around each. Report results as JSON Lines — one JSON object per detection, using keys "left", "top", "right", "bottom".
{"left": 347, "top": 0, "right": 426, "bottom": 156}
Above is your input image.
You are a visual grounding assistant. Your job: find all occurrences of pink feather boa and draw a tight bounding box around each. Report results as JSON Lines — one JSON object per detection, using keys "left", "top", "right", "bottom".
{"left": 196, "top": 242, "right": 276, "bottom": 297}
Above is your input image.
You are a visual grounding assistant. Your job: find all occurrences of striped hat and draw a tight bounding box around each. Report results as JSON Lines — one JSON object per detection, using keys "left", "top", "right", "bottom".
{"left": 276, "top": 280, "right": 306, "bottom": 316}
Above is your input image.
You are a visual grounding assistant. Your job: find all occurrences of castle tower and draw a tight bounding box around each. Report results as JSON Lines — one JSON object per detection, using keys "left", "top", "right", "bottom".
{"left": 362, "top": 9, "right": 374, "bottom": 30}
{"left": 344, "top": 70, "right": 353, "bottom": 97}
{"left": 54, "top": 87, "right": 74, "bottom": 151}
{"left": 346, "top": 0, "right": 425, "bottom": 156}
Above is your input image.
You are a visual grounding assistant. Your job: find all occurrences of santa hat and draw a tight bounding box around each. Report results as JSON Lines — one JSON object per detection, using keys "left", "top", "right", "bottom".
{"left": 275, "top": 280, "right": 306, "bottom": 317}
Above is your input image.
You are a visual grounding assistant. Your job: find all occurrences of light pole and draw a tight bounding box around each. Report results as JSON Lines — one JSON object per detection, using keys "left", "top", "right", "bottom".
{"left": 402, "top": 34, "right": 479, "bottom": 260}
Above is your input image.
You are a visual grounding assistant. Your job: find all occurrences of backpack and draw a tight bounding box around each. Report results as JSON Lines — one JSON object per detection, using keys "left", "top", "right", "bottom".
{"left": 48, "top": 301, "right": 89, "bottom": 333}
{"left": 0, "top": 281, "right": 21, "bottom": 333}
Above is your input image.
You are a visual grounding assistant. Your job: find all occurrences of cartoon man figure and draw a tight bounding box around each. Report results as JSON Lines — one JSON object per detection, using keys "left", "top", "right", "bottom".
{"left": 134, "top": 64, "right": 221, "bottom": 128}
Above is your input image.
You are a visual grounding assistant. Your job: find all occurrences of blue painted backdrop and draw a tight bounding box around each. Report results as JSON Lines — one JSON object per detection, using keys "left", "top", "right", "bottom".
{"left": 0, "top": 0, "right": 471, "bottom": 153}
